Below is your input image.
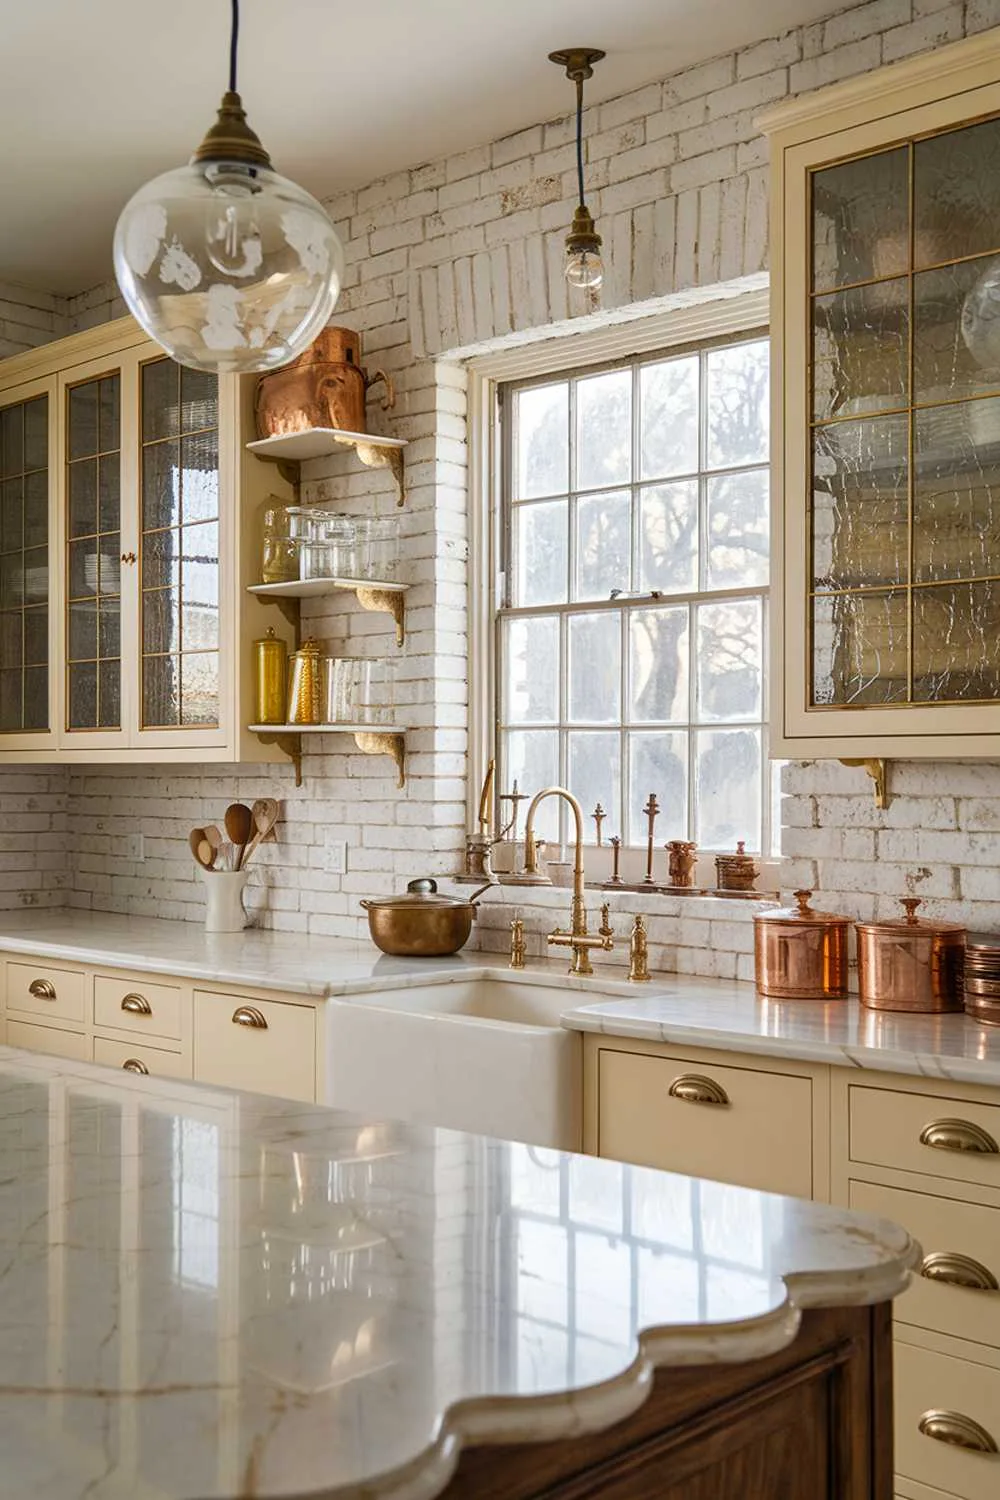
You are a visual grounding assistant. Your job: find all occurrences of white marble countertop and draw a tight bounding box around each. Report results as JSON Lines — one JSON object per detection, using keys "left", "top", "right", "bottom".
{"left": 0, "top": 1045, "right": 915, "bottom": 1500}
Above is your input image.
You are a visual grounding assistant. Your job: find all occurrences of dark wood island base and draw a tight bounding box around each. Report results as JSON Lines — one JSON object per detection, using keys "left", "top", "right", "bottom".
{"left": 445, "top": 1304, "right": 892, "bottom": 1500}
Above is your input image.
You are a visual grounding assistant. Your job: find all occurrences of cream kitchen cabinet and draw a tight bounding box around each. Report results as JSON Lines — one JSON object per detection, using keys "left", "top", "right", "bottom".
{"left": 0, "top": 316, "right": 294, "bottom": 765}
{"left": 761, "top": 31, "right": 1000, "bottom": 757}
{"left": 0, "top": 951, "right": 324, "bottom": 1102}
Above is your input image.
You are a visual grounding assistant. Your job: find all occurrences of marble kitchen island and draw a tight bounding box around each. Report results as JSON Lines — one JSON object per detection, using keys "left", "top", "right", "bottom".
{"left": 0, "top": 1046, "right": 915, "bottom": 1500}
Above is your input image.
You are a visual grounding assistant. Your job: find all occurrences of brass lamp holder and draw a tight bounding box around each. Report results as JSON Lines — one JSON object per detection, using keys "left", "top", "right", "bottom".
{"left": 191, "top": 90, "right": 273, "bottom": 169}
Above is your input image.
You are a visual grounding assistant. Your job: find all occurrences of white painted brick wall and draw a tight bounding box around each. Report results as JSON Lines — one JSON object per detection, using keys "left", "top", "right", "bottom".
{"left": 2, "top": 0, "right": 1000, "bottom": 964}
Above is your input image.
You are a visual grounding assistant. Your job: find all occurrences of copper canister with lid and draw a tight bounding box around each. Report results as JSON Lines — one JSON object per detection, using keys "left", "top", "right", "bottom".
{"left": 856, "top": 898, "right": 965, "bottom": 1013}
{"left": 753, "top": 890, "right": 850, "bottom": 999}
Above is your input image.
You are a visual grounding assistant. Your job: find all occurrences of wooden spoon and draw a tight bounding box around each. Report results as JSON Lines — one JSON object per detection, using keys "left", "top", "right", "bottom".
{"left": 189, "top": 828, "right": 217, "bottom": 870}
{"left": 241, "top": 798, "right": 279, "bottom": 869}
{"left": 224, "top": 802, "right": 254, "bottom": 871}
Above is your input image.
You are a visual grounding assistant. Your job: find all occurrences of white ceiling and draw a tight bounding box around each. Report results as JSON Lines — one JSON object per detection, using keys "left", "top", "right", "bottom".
{"left": 2, "top": 0, "right": 838, "bottom": 297}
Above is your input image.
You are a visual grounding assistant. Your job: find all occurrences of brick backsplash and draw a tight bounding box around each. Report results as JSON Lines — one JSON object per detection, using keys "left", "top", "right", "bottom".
{"left": 2, "top": 0, "right": 1000, "bottom": 963}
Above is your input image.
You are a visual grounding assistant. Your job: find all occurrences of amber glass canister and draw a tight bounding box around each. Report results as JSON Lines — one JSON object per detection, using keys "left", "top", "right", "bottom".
{"left": 753, "top": 890, "right": 850, "bottom": 999}
{"left": 286, "top": 637, "right": 323, "bottom": 725}
{"left": 253, "top": 627, "right": 287, "bottom": 725}
{"left": 856, "top": 898, "right": 965, "bottom": 1013}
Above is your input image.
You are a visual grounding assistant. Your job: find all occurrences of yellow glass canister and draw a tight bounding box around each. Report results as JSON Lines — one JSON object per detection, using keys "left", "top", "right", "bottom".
{"left": 286, "top": 637, "right": 323, "bottom": 725}
{"left": 253, "top": 627, "right": 287, "bottom": 725}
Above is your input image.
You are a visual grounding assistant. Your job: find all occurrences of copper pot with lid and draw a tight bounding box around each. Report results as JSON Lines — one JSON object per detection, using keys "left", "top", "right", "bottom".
{"left": 753, "top": 890, "right": 850, "bottom": 1000}
{"left": 255, "top": 328, "right": 395, "bottom": 439}
{"left": 360, "top": 878, "right": 492, "bottom": 957}
{"left": 856, "top": 898, "right": 965, "bottom": 1013}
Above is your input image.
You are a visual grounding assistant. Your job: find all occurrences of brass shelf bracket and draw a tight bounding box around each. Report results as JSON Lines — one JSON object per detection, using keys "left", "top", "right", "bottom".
{"left": 253, "top": 730, "right": 303, "bottom": 787}
{"left": 840, "top": 757, "right": 889, "bottom": 809}
{"left": 355, "top": 586, "right": 406, "bottom": 646}
{"left": 348, "top": 440, "right": 406, "bottom": 507}
{"left": 353, "top": 731, "right": 406, "bottom": 787}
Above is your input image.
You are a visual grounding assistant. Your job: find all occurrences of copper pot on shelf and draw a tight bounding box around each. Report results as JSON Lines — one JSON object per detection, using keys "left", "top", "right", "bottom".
{"left": 753, "top": 890, "right": 850, "bottom": 1000}
{"left": 856, "top": 898, "right": 965, "bottom": 1013}
{"left": 255, "top": 327, "right": 395, "bottom": 439}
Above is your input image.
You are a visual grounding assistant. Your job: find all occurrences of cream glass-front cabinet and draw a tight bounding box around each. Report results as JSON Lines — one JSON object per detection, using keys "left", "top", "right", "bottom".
{"left": 763, "top": 33, "right": 1000, "bottom": 757}
{"left": 0, "top": 316, "right": 293, "bottom": 764}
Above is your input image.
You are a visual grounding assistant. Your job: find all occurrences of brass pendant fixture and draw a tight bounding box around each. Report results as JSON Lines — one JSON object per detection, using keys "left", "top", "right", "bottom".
{"left": 549, "top": 47, "right": 606, "bottom": 294}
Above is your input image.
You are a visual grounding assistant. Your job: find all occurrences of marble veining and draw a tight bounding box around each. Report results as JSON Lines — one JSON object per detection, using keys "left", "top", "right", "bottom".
{"left": 0, "top": 1047, "right": 916, "bottom": 1500}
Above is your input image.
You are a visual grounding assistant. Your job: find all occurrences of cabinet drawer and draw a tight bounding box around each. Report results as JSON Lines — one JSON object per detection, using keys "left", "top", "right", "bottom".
{"left": 851, "top": 1179, "right": 1000, "bottom": 1349}
{"left": 94, "top": 974, "right": 182, "bottom": 1040}
{"left": 850, "top": 1086, "right": 1000, "bottom": 1191}
{"left": 7, "top": 961, "right": 85, "bottom": 1023}
{"left": 93, "top": 1036, "right": 190, "bottom": 1080}
{"left": 598, "top": 1048, "right": 813, "bottom": 1197}
{"left": 192, "top": 991, "right": 315, "bottom": 1102}
{"left": 896, "top": 1342, "right": 1000, "bottom": 1500}
{"left": 6, "top": 1018, "right": 88, "bottom": 1061}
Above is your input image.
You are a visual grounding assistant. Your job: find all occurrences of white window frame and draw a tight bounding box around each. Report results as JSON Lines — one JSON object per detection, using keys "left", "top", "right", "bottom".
{"left": 466, "top": 288, "right": 780, "bottom": 887}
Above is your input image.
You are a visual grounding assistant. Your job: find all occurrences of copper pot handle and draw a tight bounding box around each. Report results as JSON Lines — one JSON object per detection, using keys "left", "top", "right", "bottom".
{"left": 121, "top": 993, "right": 152, "bottom": 1016}
{"left": 919, "top": 1118, "right": 999, "bottom": 1155}
{"left": 668, "top": 1074, "right": 730, "bottom": 1107}
{"left": 919, "top": 1251, "right": 999, "bottom": 1292}
{"left": 918, "top": 1409, "right": 998, "bottom": 1454}
{"left": 232, "top": 1006, "right": 268, "bottom": 1030}
{"left": 122, "top": 1058, "right": 149, "bottom": 1075}
{"left": 364, "top": 368, "right": 395, "bottom": 411}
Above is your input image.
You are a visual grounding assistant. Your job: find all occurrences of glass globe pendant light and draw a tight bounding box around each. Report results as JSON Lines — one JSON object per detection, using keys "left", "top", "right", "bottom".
{"left": 549, "top": 48, "right": 606, "bottom": 294}
{"left": 113, "top": 0, "right": 344, "bottom": 373}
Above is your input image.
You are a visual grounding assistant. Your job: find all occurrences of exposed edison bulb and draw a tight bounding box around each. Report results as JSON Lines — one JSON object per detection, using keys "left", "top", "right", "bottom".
{"left": 566, "top": 247, "right": 604, "bottom": 291}
{"left": 113, "top": 95, "right": 344, "bottom": 374}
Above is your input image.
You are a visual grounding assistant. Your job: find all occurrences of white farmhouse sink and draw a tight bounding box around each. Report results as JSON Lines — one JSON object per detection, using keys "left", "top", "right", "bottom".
{"left": 322, "top": 977, "right": 582, "bottom": 1149}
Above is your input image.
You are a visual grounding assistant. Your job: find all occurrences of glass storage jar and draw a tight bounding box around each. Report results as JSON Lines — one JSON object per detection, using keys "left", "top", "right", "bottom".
{"left": 324, "top": 656, "right": 395, "bottom": 725}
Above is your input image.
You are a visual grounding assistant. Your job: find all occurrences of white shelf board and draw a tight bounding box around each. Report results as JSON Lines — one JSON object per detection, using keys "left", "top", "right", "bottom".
{"left": 249, "top": 577, "right": 407, "bottom": 598}
{"left": 249, "top": 723, "right": 406, "bottom": 735}
{"left": 247, "top": 428, "right": 407, "bottom": 462}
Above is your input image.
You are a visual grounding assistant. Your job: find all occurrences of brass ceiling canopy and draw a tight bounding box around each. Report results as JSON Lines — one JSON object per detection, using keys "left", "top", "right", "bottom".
{"left": 548, "top": 47, "right": 606, "bottom": 81}
{"left": 190, "top": 89, "right": 273, "bottom": 169}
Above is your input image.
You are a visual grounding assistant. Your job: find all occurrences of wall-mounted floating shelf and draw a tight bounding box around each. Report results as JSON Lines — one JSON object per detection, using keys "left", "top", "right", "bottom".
{"left": 248, "top": 577, "right": 408, "bottom": 646}
{"left": 248, "top": 724, "right": 407, "bottom": 789}
{"left": 247, "top": 428, "right": 408, "bottom": 506}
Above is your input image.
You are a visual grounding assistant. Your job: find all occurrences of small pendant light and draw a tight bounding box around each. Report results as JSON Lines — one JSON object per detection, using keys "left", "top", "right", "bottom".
{"left": 113, "top": 0, "right": 344, "bottom": 373}
{"left": 549, "top": 48, "right": 606, "bottom": 294}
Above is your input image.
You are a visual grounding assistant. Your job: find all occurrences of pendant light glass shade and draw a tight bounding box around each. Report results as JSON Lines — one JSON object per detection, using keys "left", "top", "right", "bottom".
{"left": 113, "top": 144, "right": 344, "bottom": 373}
{"left": 112, "top": 4, "right": 344, "bottom": 374}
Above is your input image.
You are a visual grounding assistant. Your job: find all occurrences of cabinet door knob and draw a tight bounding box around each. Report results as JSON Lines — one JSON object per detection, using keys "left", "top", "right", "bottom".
{"left": 918, "top": 1409, "right": 998, "bottom": 1454}
{"left": 919, "top": 1118, "right": 999, "bottom": 1155}
{"left": 28, "top": 979, "right": 56, "bottom": 1001}
{"left": 121, "top": 993, "right": 152, "bottom": 1016}
{"left": 122, "top": 1058, "right": 149, "bottom": 1075}
{"left": 232, "top": 1005, "right": 268, "bottom": 1030}
{"left": 668, "top": 1073, "right": 730, "bottom": 1106}
{"left": 919, "top": 1251, "right": 999, "bottom": 1292}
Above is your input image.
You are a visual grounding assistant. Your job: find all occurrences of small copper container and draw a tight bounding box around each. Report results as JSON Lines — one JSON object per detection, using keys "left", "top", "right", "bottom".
{"left": 255, "top": 328, "right": 393, "bottom": 438}
{"left": 754, "top": 889, "right": 850, "bottom": 1000}
{"left": 715, "top": 840, "right": 759, "bottom": 893}
{"left": 962, "top": 933, "right": 1000, "bottom": 1025}
{"left": 856, "top": 898, "right": 965, "bottom": 1013}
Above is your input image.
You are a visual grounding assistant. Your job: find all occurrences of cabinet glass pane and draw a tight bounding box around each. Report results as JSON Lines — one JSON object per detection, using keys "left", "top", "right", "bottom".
{"left": 812, "top": 590, "right": 908, "bottom": 705}
{"left": 913, "top": 580, "right": 1000, "bottom": 701}
{"left": 914, "top": 258, "right": 1000, "bottom": 403}
{"left": 66, "top": 373, "right": 120, "bottom": 732}
{"left": 0, "top": 393, "right": 48, "bottom": 732}
{"left": 141, "top": 358, "right": 220, "bottom": 728}
{"left": 914, "top": 117, "right": 1000, "bottom": 268}
{"left": 813, "top": 278, "right": 908, "bottom": 420}
{"left": 812, "top": 147, "right": 908, "bottom": 292}
{"left": 812, "top": 417, "right": 908, "bottom": 591}
{"left": 914, "top": 396, "right": 1000, "bottom": 582}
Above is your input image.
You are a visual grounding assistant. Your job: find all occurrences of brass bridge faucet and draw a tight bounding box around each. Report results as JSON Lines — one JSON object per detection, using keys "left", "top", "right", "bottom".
{"left": 523, "top": 786, "right": 614, "bottom": 976}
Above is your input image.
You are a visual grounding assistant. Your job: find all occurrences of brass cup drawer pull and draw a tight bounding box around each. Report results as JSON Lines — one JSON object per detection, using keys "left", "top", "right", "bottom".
{"left": 919, "top": 1251, "right": 999, "bottom": 1293}
{"left": 918, "top": 1409, "right": 999, "bottom": 1454}
{"left": 919, "top": 1117, "right": 999, "bottom": 1155}
{"left": 668, "top": 1073, "right": 730, "bottom": 1107}
{"left": 122, "top": 1058, "right": 149, "bottom": 1075}
{"left": 28, "top": 979, "right": 56, "bottom": 1001}
{"left": 120, "top": 993, "right": 152, "bottom": 1016}
{"left": 232, "top": 1005, "right": 268, "bottom": 1030}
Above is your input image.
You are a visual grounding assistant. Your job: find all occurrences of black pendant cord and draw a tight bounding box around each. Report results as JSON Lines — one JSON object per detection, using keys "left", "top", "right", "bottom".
{"left": 229, "top": 0, "right": 240, "bottom": 93}
{"left": 575, "top": 74, "right": 586, "bottom": 208}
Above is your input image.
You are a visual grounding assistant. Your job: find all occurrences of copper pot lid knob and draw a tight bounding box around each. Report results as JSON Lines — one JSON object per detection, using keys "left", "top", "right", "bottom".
{"left": 901, "top": 897, "right": 923, "bottom": 924}
{"left": 794, "top": 889, "right": 814, "bottom": 915}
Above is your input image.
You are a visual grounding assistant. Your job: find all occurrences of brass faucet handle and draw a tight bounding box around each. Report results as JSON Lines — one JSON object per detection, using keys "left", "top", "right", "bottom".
{"left": 628, "top": 913, "right": 651, "bottom": 983}
{"left": 598, "top": 902, "right": 614, "bottom": 941}
{"left": 509, "top": 916, "right": 526, "bottom": 970}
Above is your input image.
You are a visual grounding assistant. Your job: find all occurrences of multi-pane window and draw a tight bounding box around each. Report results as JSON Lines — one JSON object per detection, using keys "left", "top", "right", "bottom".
{"left": 497, "top": 334, "right": 775, "bottom": 853}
